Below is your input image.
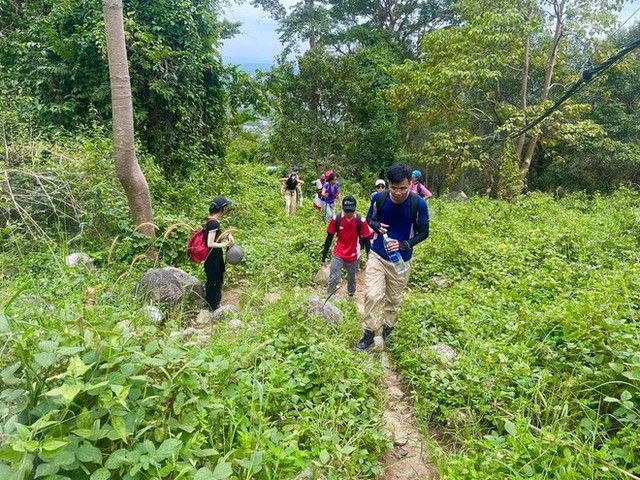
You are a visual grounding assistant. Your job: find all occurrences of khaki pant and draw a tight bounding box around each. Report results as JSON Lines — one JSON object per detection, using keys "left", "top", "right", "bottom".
{"left": 284, "top": 190, "right": 297, "bottom": 215}
{"left": 362, "top": 251, "right": 411, "bottom": 334}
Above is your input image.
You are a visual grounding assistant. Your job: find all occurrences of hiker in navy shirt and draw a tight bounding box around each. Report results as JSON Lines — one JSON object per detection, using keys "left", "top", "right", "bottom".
{"left": 356, "top": 163, "right": 430, "bottom": 351}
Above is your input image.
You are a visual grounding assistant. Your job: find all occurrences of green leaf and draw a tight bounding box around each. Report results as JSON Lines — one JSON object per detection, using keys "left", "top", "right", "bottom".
{"left": 318, "top": 449, "right": 330, "bottom": 464}
{"left": 111, "top": 416, "right": 128, "bottom": 443}
{"left": 156, "top": 438, "right": 182, "bottom": 461}
{"left": 68, "top": 356, "right": 92, "bottom": 377}
{"left": 212, "top": 460, "right": 233, "bottom": 479}
{"left": 34, "top": 352, "right": 57, "bottom": 369}
{"left": 621, "top": 390, "right": 632, "bottom": 401}
{"left": 90, "top": 468, "right": 111, "bottom": 480}
{"left": 41, "top": 439, "right": 69, "bottom": 452}
{"left": 622, "top": 370, "right": 640, "bottom": 381}
{"left": 35, "top": 462, "right": 60, "bottom": 477}
{"left": 504, "top": 419, "right": 517, "bottom": 436}
{"left": 104, "top": 449, "right": 128, "bottom": 469}
{"left": 45, "top": 384, "right": 82, "bottom": 405}
{"left": 51, "top": 449, "right": 76, "bottom": 466}
{"left": 194, "top": 467, "right": 215, "bottom": 480}
{"left": 77, "top": 442, "right": 102, "bottom": 464}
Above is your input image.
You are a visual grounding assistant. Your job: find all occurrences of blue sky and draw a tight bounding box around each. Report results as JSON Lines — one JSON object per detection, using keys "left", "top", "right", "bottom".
{"left": 220, "top": 0, "right": 640, "bottom": 64}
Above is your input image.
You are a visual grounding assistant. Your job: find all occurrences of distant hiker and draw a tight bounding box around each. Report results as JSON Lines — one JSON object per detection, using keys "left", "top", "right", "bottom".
{"left": 372, "top": 178, "right": 386, "bottom": 199}
{"left": 280, "top": 166, "right": 304, "bottom": 215}
{"left": 322, "top": 195, "right": 372, "bottom": 299}
{"left": 321, "top": 172, "right": 341, "bottom": 223}
{"left": 357, "top": 163, "right": 430, "bottom": 351}
{"left": 313, "top": 173, "right": 326, "bottom": 212}
{"left": 410, "top": 170, "right": 432, "bottom": 200}
{"left": 204, "top": 196, "right": 235, "bottom": 311}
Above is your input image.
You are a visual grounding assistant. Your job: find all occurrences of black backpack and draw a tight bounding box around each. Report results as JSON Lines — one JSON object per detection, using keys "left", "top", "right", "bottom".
{"left": 335, "top": 213, "right": 363, "bottom": 238}
{"left": 285, "top": 174, "right": 298, "bottom": 190}
{"left": 372, "top": 190, "right": 420, "bottom": 235}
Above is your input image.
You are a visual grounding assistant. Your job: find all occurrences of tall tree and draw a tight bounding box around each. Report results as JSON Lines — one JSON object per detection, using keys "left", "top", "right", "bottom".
{"left": 102, "top": 0, "right": 155, "bottom": 241}
{"left": 392, "top": 0, "right": 621, "bottom": 195}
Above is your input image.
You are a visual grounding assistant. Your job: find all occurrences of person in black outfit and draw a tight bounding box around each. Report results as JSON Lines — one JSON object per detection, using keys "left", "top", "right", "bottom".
{"left": 204, "top": 196, "right": 234, "bottom": 310}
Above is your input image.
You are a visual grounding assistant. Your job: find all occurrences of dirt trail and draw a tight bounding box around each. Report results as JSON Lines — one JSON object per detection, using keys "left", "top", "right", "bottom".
{"left": 354, "top": 274, "right": 439, "bottom": 480}
{"left": 224, "top": 274, "right": 439, "bottom": 479}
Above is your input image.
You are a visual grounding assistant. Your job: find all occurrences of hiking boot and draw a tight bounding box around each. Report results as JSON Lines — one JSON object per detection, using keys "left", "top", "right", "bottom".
{"left": 382, "top": 324, "right": 394, "bottom": 342}
{"left": 355, "top": 330, "right": 375, "bottom": 351}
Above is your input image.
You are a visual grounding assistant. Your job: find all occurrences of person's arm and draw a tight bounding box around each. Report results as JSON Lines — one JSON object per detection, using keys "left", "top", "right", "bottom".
{"left": 322, "top": 218, "right": 337, "bottom": 264}
{"left": 400, "top": 223, "right": 429, "bottom": 250}
{"left": 321, "top": 185, "right": 328, "bottom": 199}
{"left": 207, "top": 229, "right": 230, "bottom": 249}
{"left": 400, "top": 200, "right": 430, "bottom": 250}
{"left": 322, "top": 233, "right": 335, "bottom": 264}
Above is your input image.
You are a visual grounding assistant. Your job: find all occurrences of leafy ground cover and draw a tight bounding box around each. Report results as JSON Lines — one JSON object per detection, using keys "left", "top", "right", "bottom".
{"left": 3, "top": 130, "right": 640, "bottom": 478}
{"left": 0, "top": 259, "right": 388, "bottom": 479}
{"left": 1, "top": 134, "right": 387, "bottom": 479}
{"left": 392, "top": 190, "right": 640, "bottom": 478}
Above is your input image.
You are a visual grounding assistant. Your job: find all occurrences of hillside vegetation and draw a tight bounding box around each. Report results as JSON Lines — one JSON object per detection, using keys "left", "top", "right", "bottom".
{"left": 2, "top": 132, "right": 639, "bottom": 478}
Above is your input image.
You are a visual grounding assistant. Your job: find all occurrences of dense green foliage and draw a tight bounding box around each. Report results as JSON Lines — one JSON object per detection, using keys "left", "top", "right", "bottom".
{"left": 264, "top": 0, "right": 639, "bottom": 194}
{"left": 266, "top": 45, "right": 402, "bottom": 178}
{"left": 0, "top": 132, "right": 388, "bottom": 479}
{"left": 0, "top": 0, "right": 235, "bottom": 175}
{"left": 392, "top": 190, "right": 640, "bottom": 478}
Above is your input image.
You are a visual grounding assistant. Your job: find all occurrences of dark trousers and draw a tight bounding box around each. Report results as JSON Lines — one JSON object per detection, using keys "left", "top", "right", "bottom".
{"left": 204, "top": 255, "right": 225, "bottom": 310}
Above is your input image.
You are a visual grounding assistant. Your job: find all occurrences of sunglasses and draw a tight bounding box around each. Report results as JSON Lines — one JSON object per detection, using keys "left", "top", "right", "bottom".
{"left": 376, "top": 185, "right": 385, "bottom": 189}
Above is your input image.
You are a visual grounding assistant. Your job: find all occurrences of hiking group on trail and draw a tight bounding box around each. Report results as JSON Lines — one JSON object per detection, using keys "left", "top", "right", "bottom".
{"left": 194, "top": 162, "right": 430, "bottom": 351}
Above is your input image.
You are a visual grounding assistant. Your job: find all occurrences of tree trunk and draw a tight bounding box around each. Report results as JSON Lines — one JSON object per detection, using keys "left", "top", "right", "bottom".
{"left": 102, "top": 0, "right": 156, "bottom": 247}
{"left": 519, "top": 0, "right": 565, "bottom": 181}
{"left": 515, "top": 34, "right": 530, "bottom": 161}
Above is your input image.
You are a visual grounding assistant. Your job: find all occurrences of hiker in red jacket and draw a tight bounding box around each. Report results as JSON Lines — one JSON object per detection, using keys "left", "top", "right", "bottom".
{"left": 321, "top": 195, "right": 372, "bottom": 299}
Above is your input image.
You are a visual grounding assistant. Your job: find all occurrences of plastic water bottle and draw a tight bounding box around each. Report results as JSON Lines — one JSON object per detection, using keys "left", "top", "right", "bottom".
{"left": 383, "top": 234, "right": 408, "bottom": 274}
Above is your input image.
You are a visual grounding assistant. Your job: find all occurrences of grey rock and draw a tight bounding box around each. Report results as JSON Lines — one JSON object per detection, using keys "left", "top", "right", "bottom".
{"left": 137, "top": 267, "right": 205, "bottom": 310}
{"left": 140, "top": 305, "right": 163, "bottom": 324}
{"left": 308, "top": 296, "right": 343, "bottom": 324}
{"left": 448, "top": 190, "right": 469, "bottom": 202}
{"left": 195, "top": 309, "right": 217, "bottom": 325}
{"left": 295, "top": 470, "right": 314, "bottom": 480}
{"left": 181, "top": 327, "right": 199, "bottom": 339}
{"left": 228, "top": 318, "right": 243, "bottom": 330}
{"left": 16, "top": 295, "right": 55, "bottom": 314}
{"left": 432, "top": 343, "right": 457, "bottom": 364}
{"left": 211, "top": 305, "right": 239, "bottom": 322}
{"left": 429, "top": 275, "right": 452, "bottom": 289}
{"left": 66, "top": 252, "right": 93, "bottom": 269}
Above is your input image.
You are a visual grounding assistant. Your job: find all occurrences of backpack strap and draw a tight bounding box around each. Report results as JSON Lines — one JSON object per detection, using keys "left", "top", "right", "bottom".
{"left": 356, "top": 213, "right": 362, "bottom": 237}
{"left": 373, "top": 190, "right": 390, "bottom": 221}
{"left": 335, "top": 213, "right": 342, "bottom": 236}
{"left": 410, "top": 192, "right": 419, "bottom": 236}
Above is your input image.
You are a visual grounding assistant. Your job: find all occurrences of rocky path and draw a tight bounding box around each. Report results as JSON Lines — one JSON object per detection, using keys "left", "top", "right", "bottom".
{"left": 379, "top": 352, "right": 439, "bottom": 480}
{"left": 354, "top": 275, "right": 439, "bottom": 479}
